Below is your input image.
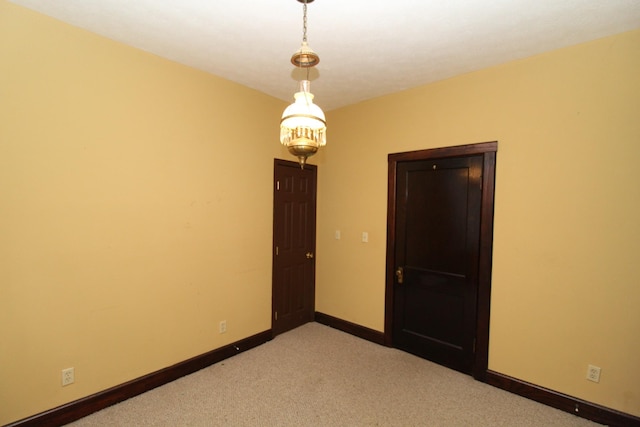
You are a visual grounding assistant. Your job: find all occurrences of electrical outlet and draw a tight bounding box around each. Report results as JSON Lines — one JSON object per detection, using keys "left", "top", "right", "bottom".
{"left": 219, "top": 320, "right": 227, "bottom": 334}
{"left": 586, "top": 364, "right": 601, "bottom": 383}
{"left": 62, "top": 367, "right": 74, "bottom": 386}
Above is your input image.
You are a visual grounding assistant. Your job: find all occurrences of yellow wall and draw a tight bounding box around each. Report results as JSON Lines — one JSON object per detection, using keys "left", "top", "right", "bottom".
{"left": 0, "top": 2, "right": 290, "bottom": 424}
{"left": 317, "top": 30, "right": 640, "bottom": 415}
{"left": 2, "top": 0, "right": 639, "bottom": 423}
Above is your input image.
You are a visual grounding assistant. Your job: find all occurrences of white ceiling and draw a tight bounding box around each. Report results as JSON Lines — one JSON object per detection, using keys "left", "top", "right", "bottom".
{"left": 9, "top": 0, "right": 640, "bottom": 111}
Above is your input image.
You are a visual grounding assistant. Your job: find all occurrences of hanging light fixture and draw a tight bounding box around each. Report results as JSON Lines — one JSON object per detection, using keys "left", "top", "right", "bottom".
{"left": 280, "top": 0, "right": 326, "bottom": 169}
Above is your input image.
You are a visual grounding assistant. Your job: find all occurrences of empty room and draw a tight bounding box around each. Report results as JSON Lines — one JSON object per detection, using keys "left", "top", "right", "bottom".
{"left": 1, "top": 1, "right": 639, "bottom": 425}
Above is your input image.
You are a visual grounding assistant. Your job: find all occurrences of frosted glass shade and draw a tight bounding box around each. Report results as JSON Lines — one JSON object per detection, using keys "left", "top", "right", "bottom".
{"left": 280, "top": 80, "right": 326, "bottom": 168}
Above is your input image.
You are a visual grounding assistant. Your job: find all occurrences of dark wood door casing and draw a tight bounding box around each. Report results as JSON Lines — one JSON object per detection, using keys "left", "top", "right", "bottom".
{"left": 272, "top": 159, "right": 317, "bottom": 337}
{"left": 385, "top": 141, "right": 497, "bottom": 380}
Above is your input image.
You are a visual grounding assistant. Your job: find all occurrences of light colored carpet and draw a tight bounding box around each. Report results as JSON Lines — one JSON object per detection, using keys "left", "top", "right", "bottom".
{"left": 67, "top": 322, "right": 600, "bottom": 426}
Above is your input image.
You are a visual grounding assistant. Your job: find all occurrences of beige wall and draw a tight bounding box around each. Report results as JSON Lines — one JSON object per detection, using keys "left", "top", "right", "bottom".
{"left": 2, "top": 1, "right": 639, "bottom": 423}
{"left": 0, "top": 2, "right": 290, "bottom": 424}
{"left": 317, "top": 30, "right": 640, "bottom": 416}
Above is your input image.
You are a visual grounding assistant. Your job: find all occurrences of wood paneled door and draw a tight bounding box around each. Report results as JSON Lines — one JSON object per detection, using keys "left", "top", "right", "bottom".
{"left": 272, "top": 159, "right": 317, "bottom": 337}
{"left": 385, "top": 142, "right": 497, "bottom": 379}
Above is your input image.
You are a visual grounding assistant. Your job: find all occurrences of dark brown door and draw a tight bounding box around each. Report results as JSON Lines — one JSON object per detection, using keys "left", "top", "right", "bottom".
{"left": 386, "top": 142, "right": 497, "bottom": 378}
{"left": 272, "top": 159, "right": 317, "bottom": 337}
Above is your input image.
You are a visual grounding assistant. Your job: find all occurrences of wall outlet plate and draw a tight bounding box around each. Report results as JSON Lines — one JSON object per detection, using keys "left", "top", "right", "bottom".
{"left": 587, "top": 364, "right": 601, "bottom": 383}
{"left": 62, "top": 367, "right": 74, "bottom": 386}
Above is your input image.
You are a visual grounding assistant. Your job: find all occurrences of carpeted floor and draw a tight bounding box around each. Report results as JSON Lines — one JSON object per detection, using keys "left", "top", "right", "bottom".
{"left": 67, "top": 322, "right": 601, "bottom": 426}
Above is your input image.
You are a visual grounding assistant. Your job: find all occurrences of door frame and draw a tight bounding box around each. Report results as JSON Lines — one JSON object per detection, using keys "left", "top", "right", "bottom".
{"left": 384, "top": 141, "right": 497, "bottom": 380}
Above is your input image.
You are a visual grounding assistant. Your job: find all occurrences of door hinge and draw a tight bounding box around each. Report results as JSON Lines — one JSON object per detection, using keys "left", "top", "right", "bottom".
{"left": 276, "top": 180, "right": 280, "bottom": 191}
{"left": 275, "top": 311, "right": 278, "bottom": 320}
{"left": 473, "top": 338, "right": 477, "bottom": 353}
{"left": 276, "top": 246, "right": 279, "bottom": 256}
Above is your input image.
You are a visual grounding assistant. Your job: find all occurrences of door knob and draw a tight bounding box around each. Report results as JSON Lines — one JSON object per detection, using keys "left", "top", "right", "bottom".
{"left": 306, "top": 252, "right": 314, "bottom": 259}
{"left": 395, "top": 267, "right": 404, "bottom": 284}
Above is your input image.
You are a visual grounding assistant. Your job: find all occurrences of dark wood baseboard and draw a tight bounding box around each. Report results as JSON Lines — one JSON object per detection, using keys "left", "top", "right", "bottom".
{"left": 485, "top": 370, "right": 640, "bottom": 427}
{"left": 314, "top": 311, "right": 385, "bottom": 345}
{"left": 6, "top": 330, "right": 272, "bottom": 427}
{"left": 8, "top": 324, "right": 637, "bottom": 427}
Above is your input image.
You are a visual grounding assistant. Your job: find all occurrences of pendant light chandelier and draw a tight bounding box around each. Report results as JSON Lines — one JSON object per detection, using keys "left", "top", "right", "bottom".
{"left": 280, "top": 0, "right": 326, "bottom": 169}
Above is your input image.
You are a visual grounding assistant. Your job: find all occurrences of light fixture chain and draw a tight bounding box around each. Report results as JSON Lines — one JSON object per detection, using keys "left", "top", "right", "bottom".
{"left": 302, "top": 0, "right": 308, "bottom": 43}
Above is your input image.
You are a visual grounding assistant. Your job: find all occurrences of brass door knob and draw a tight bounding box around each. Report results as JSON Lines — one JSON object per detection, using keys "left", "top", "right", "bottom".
{"left": 306, "top": 252, "right": 314, "bottom": 259}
